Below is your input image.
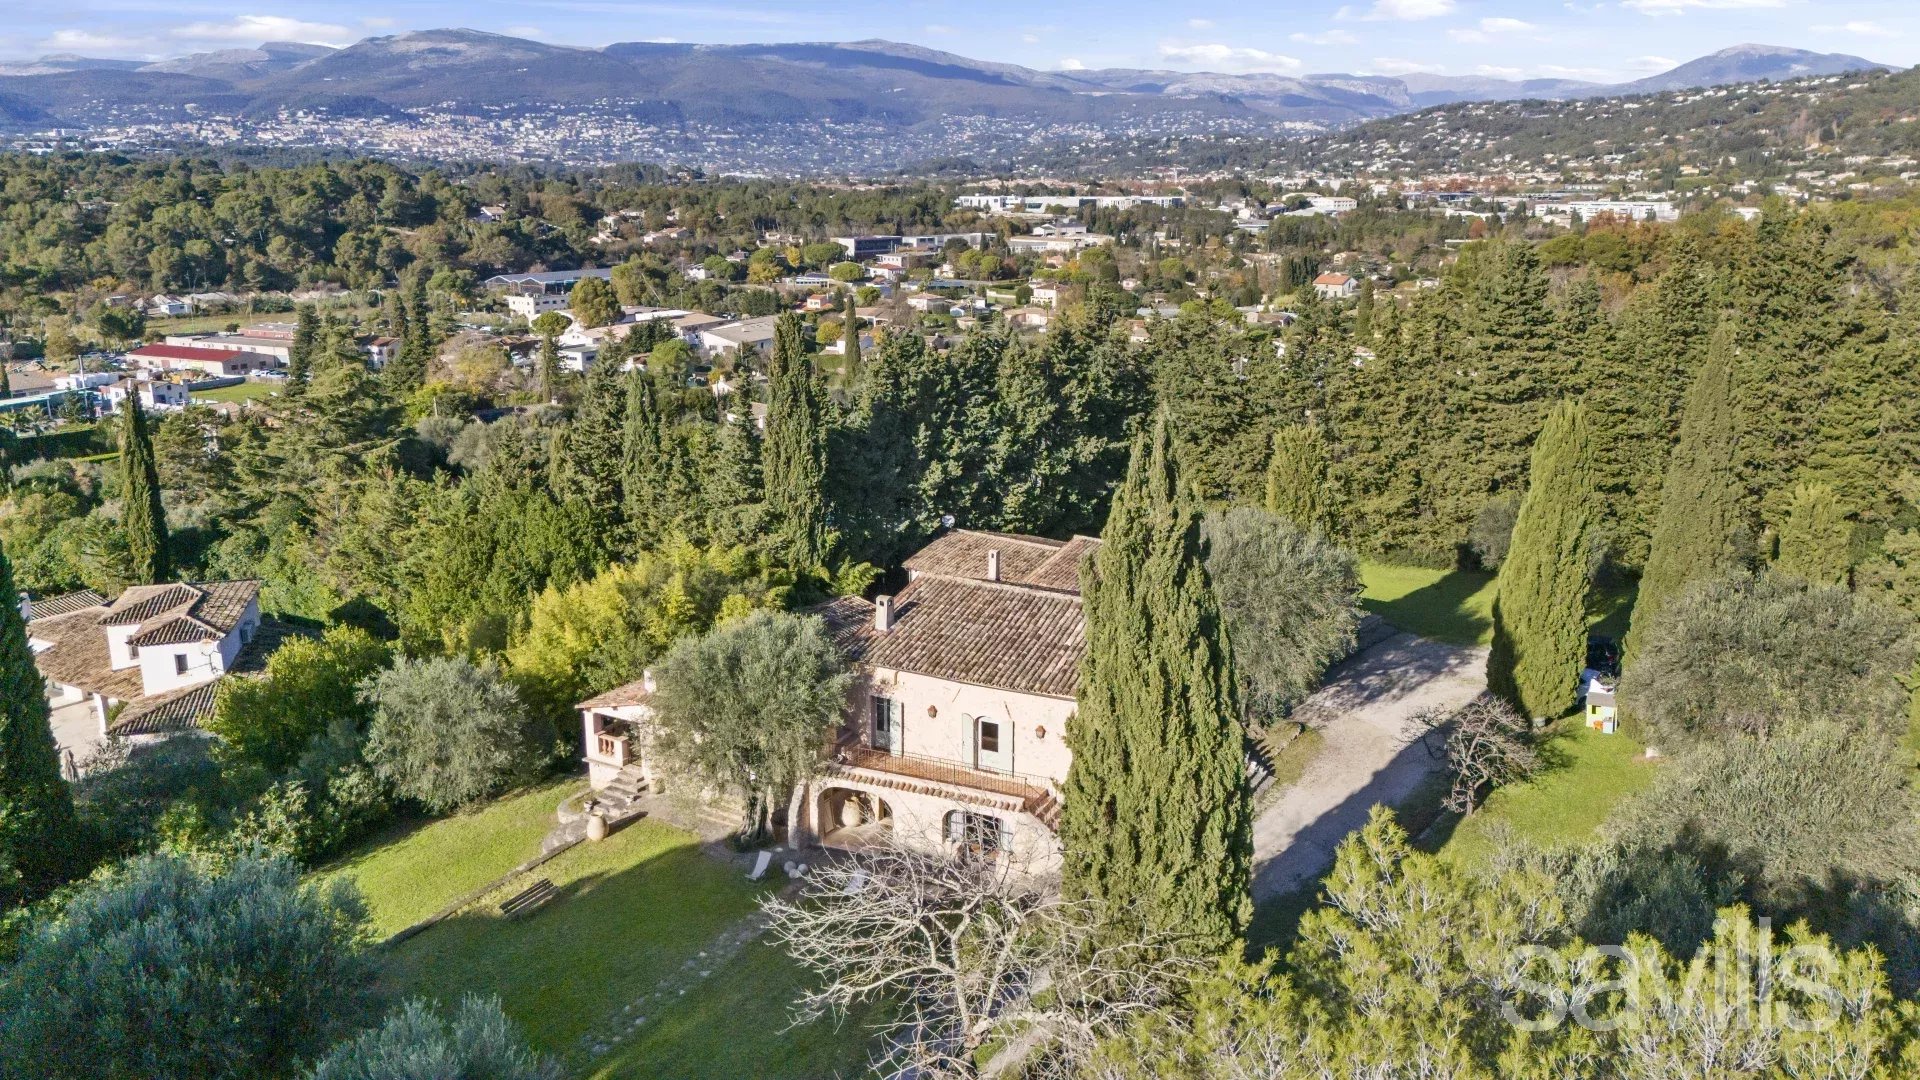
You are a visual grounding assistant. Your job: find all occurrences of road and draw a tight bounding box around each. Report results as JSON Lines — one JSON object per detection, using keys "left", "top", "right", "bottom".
{"left": 1250, "top": 630, "right": 1489, "bottom": 902}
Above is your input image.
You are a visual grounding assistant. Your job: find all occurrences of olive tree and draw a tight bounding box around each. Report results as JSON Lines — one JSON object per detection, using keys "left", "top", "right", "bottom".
{"left": 650, "top": 610, "right": 850, "bottom": 840}
{"left": 0, "top": 854, "right": 376, "bottom": 1080}
{"left": 306, "top": 995, "right": 558, "bottom": 1080}
{"left": 1201, "top": 507, "right": 1362, "bottom": 723}
{"left": 361, "top": 656, "right": 546, "bottom": 813}
{"left": 1620, "top": 572, "right": 1915, "bottom": 750}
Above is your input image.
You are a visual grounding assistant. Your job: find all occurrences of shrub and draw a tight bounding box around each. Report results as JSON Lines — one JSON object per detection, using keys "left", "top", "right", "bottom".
{"left": 306, "top": 995, "right": 558, "bottom": 1080}
{"left": 362, "top": 656, "right": 545, "bottom": 813}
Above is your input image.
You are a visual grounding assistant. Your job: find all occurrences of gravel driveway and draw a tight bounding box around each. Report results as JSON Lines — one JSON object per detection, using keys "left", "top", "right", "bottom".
{"left": 1250, "top": 631, "right": 1488, "bottom": 901}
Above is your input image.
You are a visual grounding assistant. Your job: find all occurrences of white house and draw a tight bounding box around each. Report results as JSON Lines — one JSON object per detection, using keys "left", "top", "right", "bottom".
{"left": 696, "top": 316, "right": 780, "bottom": 359}
{"left": 26, "top": 580, "right": 286, "bottom": 741}
{"left": 1312, "top": 272, "right": 1360, "bottom": 300}
{"left": 132, "top": 343, "right": 280, "bottom": 377}
{"left": 101, "top": 377, "right": 189, "bottom": 413}
{"left": 580, "top": 530, "right": 1095, "bottom": 871}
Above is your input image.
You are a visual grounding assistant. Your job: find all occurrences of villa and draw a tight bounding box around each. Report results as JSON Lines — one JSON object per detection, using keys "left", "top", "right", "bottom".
{"left": 579, "top": 529, "right": 1095, "bottom": 871}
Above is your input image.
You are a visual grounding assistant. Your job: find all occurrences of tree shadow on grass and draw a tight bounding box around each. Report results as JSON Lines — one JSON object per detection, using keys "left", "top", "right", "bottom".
{"left": 1362, "top": 567, "right": 1496, "bottom": 646}
{"left": 380, "top": 823, "right": 776, "bottom": 1062}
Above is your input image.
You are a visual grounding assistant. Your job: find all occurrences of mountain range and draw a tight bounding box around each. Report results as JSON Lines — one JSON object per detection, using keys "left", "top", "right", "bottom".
{"left": 0, "top": 31, "right": 1894, "bottom": 133}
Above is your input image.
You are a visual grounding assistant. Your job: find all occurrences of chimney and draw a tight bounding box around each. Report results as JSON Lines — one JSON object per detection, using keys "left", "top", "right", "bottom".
{"left": 874, "top": 595, "right": 895, "bottom": 633}
{"left": 986, "top": 550, "right": 1001, "bottom": 582}
{"left": 16, "top": 590, "right": 30, "bottom": 625}
{"left": 642, "top": 669, "right": 657, "bottom": 694}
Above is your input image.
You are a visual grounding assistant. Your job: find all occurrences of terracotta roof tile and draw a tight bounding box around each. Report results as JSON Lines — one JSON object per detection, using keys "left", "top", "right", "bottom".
{"left": 27, "top": 607, "right": 146, "bottom": 702}
{"left": 820, "top": 575, "right": 1084, "bottom": 699}
{"left": 26, "top": 589, "right": 106, "bottom": 620}
{"left": 903, "top": 529, "right": 1098, "bottom": 596}
{"left": 577, "top": 678, "right": 654, "bottom": 711}
{"left": 108, "top": 620, "right": 308, "bottom": 736}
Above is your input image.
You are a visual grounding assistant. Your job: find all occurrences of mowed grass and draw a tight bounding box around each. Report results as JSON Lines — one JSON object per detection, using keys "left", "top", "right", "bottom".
{"left": 586, "top": 938, "right": 877, "bottom": 1080}
{"left": 1438, "top": 721, "right": 1657, "bottom": 867}
{"left": 189, "top": 380, "right": 279, "bottom": 404}
{"left": 1358, "top": 561, "right": 1638, "bottom": 647}
{"left": 1358, "top": 561, "right": 1498, "bottom": 645}
{"left": 315, "top": 778, "right": 578, "bottom": 939}
{"left": 377, "top": 814, "right": 869, "bottom": 1074}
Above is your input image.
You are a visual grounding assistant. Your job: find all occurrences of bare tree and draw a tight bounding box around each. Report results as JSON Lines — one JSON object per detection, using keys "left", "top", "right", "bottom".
{"left": 762, "top": 845, "right": 1203, "bottom": 1080}
{"left": 1406, "top": 694, "right": 1540, "bottom": 815}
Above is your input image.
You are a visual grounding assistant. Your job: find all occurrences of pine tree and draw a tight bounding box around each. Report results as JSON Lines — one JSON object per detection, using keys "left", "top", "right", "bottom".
{"left": 1353, "top": 276, "right": 1375, "bottom": 341}
{"left": 1626, "top": 324, "right": 1744, "bottom": 663}
{"left": 1264, "top": 424, "right": 1336, "bottom": 535}
{"left": 1486, "top": 400, "right": 1597, "bottom": 719}
{"left": 1061, "top": 413, "right": 1250, "bottom": 952}
{"left": 762, "top": 314, "right": 831, "bottom": 569}
{"left": 537, "top": 334, "right": 561, "bottom": 404}
{"left": 0, "top": 538, "right": 82, "bottom": 906}
{"left": 841, "top": 293, "right": 863, "bottom": 383}
{"left": 1775, "top": 480, "right": 1851, "bottom": 586}
{"left": 118, "top": 392, "right": 170, "bottom": 585}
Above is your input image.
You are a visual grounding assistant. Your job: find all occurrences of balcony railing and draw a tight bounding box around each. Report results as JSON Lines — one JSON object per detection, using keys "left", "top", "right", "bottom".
{"left": 829, "top": 731, "right": 1054, "bottom": 804}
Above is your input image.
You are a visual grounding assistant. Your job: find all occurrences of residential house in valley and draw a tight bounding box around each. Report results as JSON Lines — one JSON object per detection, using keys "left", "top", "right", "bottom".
{"left": 578, "top": 530, "right": 1095, "bottom": 871}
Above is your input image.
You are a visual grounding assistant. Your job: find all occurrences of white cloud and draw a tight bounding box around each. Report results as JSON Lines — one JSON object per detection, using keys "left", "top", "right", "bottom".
{"left": 1368, "top": 56, "right": 1445, "bottom": 74}
{"left": 924, "top": 23, "right": 955, "bottom": 35}
{"left": 1475, "top": 64, "right": 1526, "bottom": 78}
{"left": 504, "top": 25, "right": 547, "bottom": 39}
{"left": 1630, "top": 54, "right": 1679, "bottom": 70}
{"left": 1479, "top": 17, "right": 1537, "bottom": 32}
{"left": 1021, "top": 33, "right": 1041, "bottom": 44}
{"left": 1621, "top": 0, "right": 1783, "bottom": 15}
{"left": 1811, "top": 21, "right": 1897, "bottom": 36}
{"left": 360, "top": 17, "right": 397, "bottom": 29}
{"left": 1537, "top": 63, "right": 1611, "bottom": 78}
{"left": 38, "top": 28, "right": 153, "bottom": 55}
{"left": 1058, "top": 57, "right": 1086, "bottom": 70}
{"left": 1447, "top": 29, "right": 1490, "bottom": 43}
{"left": 168, "top": 14, "right": 357, "bottom": 46}
{"left": 1159, "top": 42, "right": 1304, "bottom": 73}
{"left": 1346, "top": 0, "right": 1458, "bottom": 21}
{"left": 1290, "top": 29, "right": 1359, "bottom": 45}
{"left": 1188, "top": 18, "right": 1216, "bottom": 29}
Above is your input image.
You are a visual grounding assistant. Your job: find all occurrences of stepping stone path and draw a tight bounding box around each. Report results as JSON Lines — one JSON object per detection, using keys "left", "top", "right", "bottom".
{"left": 576, "top": 907, "right": 779, "bottom": 1061}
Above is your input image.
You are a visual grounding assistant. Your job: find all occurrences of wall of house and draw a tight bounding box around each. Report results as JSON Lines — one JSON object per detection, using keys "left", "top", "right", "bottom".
{"left": 853, "top": 667, "right": 1075, "bottom": 785}
{"left": 137, "top": 639, "right": 222, "bottom": 695}
{"left": 105, "top": 623, "right": 140, "bottom": 670}
{"left": 798, "top": 776, "right": 1062, "bottom": 875}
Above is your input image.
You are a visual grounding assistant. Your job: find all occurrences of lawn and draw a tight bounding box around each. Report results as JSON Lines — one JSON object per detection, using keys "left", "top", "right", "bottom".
{"left": 189, "top": 380, "right": 279, "bottom": 404}
{"left": 372, "top": 811, "right": 871, "bottom": 1076}
{"left": 586, "top": 938, "right": 876, "bottom": 1080}
{"left": 315, "top": 778, "right": 578, "bottom": 939}
{"left": 1358, "top": 561, "right": 1498, "bottom": 645}
{"left": 1358, "top": 561, "right": 1638, "bottom": 647}
{"left": 1436, "top": 721, "right": 1657, "bottom": 867}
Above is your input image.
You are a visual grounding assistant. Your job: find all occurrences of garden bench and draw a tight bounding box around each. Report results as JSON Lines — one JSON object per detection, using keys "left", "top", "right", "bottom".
{"left": 499, "top": 878, "right": 557, "bottom": 919}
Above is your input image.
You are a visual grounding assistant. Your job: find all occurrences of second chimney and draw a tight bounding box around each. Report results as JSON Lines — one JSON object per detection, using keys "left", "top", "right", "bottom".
{"left": 986, "top": 549, "right": 1001, "bottom": 582}
{"left": 874, "top": 595, "right": 895, "bottom": 633}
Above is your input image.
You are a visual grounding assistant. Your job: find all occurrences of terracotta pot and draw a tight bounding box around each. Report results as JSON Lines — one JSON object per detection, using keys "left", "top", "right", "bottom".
{"left": 837, "top": 797, "right": 864, "bottom": 829}
{"left": 586, "top": 811, "right": 609, "bottom": 841}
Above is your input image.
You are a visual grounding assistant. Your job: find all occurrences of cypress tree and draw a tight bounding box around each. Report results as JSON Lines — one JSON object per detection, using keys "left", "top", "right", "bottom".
{"left": 1775, "top": 480, "right": 1851, "bottom": 586}
{"left": 287, "top": 304, "right": 318, "bottom": 390}
{"left": 1486, "top": 399, "right": 1597, "bottom": 719}
{"left": 1264, "top": 424, "right": 1335, "bottom": 535}
{"left": 0, "top": 538, "right": 83, "bottom": 906}
{"left": 1625, "top": 324, "right": 1743, "bottom": 663}
{"left": 118, "top": 392, "right": 170, "bottom": 585}
{"left": 561, "top": 353, "right": 629, "bottom": 532}
{"left": 0, "top": 362, "right": 10, "bottom": 398}
{"left": 1062, "top": 412, "right": 1250, "bottom": 952}
{"left": 841, "top": 293, "right": 863, "bottom": 383}
{"left": 537, "top": 333, "right": 562, "bottom": 404}
{"left": 762, "top": 314, "right": 831, "bottom": 569}
{"left": 621, "top": 369, "right": 664, "bottom": 547}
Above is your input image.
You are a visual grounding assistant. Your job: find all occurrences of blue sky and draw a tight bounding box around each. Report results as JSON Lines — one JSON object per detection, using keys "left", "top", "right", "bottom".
{"left": 7, "top": 1, "right": 1916, "bottom": 83}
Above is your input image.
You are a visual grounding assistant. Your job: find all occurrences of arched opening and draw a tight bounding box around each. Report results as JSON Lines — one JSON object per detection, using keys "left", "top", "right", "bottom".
{"left": 817, "top": 787, "right": 893, "bottom": 850}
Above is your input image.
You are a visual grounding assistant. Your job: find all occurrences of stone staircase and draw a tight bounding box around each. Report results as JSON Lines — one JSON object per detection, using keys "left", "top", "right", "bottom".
{"left": 597, "top": 765, "right": 649, "bottom": 813}
{"left": 1022, "top": 789, "right": 1062, "bottom": 833}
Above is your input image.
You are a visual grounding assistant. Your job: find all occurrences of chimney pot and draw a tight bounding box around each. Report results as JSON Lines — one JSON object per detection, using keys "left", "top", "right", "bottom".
{"left": 986, "top": 549, "right": 1001, "bottom": 582}
{"left": 874, "top": 595, "right": 895, "bottom": 633}
{"left": 642, "top": 669, "right": 657, "bottom": 694}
